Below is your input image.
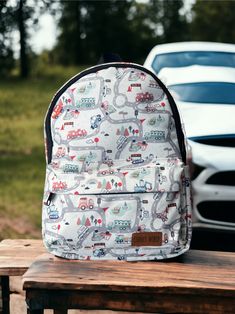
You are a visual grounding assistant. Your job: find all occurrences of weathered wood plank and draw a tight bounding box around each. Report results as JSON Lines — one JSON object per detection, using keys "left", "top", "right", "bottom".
{"left": 0, "top": 239, "right": 45, "bottom": 276}
{"left": 23, "top": 250, "right": 235, "bottom": 313}
{"left": 25, "top": 288, "right": 235, "bottom": 314}
{"left": 23, "top": 250, "right": 235, "bottom": 296}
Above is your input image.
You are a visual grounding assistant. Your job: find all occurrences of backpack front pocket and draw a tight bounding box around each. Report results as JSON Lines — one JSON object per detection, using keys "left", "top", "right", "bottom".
{"left": 42, "top": 158, "right": 191, "bottom": 260}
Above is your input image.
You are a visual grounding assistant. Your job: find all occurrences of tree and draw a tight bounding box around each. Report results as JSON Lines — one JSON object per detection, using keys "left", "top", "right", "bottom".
{"left": 124, "top": 128, "right": 129, "bottom": 137}
{"left": 191, "top": 0, "right": 235, "bottom": 43}
{"left": 149, "top": 0, "right": 190, "bottom": 43}
{"left": 85, "top": 217, "right": 91, "bottom": 227}
{"left": 3, "top": 0, "right": 53, "bottom": 78}
{"left": 97, "top": 181, "right": 102, "bottom": 189}
{"left": 55, "top": 0, "right": 158, "bottom": 64}
{"left": 18, "top": 0, "right": 29, "bottom": 78}
{"left": 0, "top": 1, "right": 14, "bottom": 76}
{"left": 105, "top": 181, "right": 112, "bottom": 190}
{"left": 55, "top": 0, "right": 85, "bottom": 65}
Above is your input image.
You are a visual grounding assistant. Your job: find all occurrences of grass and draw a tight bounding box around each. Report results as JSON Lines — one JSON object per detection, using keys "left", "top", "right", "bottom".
{"left": 0, "top": 65, "right": 87, "bottom": 240}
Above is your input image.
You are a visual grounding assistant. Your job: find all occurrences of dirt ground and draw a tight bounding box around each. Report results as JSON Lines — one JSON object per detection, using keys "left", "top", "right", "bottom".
{"left": 10, "top": 277, "right": 148, "bottom": 314}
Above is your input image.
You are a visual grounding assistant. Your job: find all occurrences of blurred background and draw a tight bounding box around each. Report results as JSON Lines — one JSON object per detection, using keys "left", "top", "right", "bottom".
{"left": 0, "top": 0, "right": 235, "bottom": 251}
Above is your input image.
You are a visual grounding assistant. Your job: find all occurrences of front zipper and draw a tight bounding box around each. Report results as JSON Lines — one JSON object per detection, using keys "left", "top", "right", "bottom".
{"left": 45, "top": 63, "right": 186, "bottom": 164}
{"left": 44, "top": 192, "right": 56, "bottom": 206}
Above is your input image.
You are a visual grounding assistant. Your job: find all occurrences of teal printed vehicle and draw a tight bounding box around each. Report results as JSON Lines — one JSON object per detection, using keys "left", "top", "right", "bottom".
{"left": 115, "top": 234, "right": 130, "bottom": 244}
{"left": 76, "top": 97, "right": 96, "bottom": 108}
{"left": 144, "top": 130, "right": 165, "bottom": 141}
{"left": 114, "top": 220, "right": 131, "bottom": 231}
{"left": 63, "top": 164, "right": 79, "bottom": 173}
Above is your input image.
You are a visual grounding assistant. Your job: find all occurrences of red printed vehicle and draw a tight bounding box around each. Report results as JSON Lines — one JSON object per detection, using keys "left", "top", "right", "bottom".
{"left": 78, "top": 197, "right": 94, "bottom": 210}
{"left": 67, "top": 129, "right": 87, "bottom": 139}
{"left": 52, "top": 100, "right": 63, "bottom": 119}
{"left": 136, "top": 92, "right": 154, "bottom": 102}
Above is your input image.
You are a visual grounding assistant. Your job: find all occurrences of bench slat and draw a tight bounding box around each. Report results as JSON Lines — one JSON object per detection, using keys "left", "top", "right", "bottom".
{"left": 23, "top": 250, "right": 235, "bottom": 314}
{"left": 23, "top": 250, "right": 235, "bottom": 295}
{"left": 0, "top": 239, "right": 45, "bottom": 276}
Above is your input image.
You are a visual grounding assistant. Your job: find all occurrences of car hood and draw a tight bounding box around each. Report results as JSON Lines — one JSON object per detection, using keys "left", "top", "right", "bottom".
{"left": 188, "top": 139, "right": 235, "bottom": 170}
{"left": 176, "top": 102, "right": 235, "bottom": 138}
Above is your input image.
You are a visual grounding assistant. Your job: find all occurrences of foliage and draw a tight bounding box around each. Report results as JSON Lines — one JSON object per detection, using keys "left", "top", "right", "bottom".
{"left": 191, "top": 0, "right": 235, "bottom": 43}
{"left": 158, "top": 0, "right": 190, "bottom": 42}
{"left": 1, "top": 0, "right": 235, "bottom": 78}
{"left": 0, "top": 1, "right": 15, "bottom": 76}
{"left": 55, "top": 0, "right": 158, "bottom": 64}
{"left": 2, "top": 0, "right": 54, "bottom": 78}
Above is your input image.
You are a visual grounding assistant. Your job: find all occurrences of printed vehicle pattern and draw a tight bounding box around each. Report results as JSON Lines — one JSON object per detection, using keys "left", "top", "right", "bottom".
{"left": 42, "top": 65, "right": 192, "bottom": 260}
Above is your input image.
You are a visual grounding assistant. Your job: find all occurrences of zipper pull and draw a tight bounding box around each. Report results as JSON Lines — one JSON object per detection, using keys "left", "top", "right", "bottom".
{"left": 45, "top": 192, "right": 56, "bottom": 206}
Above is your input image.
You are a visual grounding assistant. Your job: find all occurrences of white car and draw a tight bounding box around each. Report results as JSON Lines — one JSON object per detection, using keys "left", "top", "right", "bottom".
{"left": 144, "top": 41, "right": 235, "bottom": 74}
{"left": 158, "top": 65, "right": 235, "bottom": 233}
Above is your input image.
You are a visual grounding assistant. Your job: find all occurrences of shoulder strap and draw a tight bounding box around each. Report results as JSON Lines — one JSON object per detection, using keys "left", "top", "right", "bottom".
{"left": 97, "top": 52, "right": 122, "bottom": 64}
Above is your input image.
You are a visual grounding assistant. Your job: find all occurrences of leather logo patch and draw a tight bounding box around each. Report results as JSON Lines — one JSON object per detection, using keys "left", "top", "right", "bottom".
{"left": 132, "top": 232, "right": 162, "bottom": 246}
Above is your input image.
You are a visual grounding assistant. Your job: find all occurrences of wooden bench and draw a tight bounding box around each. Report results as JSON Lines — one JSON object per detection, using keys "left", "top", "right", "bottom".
{"left": 0, "top": 239, "right": 45, "bottom": 314}
{"left": 23, "top": 250, "right": 235, "bottom": 314}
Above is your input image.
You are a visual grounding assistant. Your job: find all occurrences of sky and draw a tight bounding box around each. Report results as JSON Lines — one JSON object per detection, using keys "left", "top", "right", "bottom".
{"left": 30, "top": 14, "right": 57, "bottom": 54}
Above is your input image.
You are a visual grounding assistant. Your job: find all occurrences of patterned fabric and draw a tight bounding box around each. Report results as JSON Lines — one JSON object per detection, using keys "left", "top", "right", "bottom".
{"left": 42, "top": 63, "right": 192, "bottom": 260}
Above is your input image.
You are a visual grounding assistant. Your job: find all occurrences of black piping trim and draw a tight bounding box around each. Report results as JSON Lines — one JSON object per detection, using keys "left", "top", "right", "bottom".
{"left": 45, "top": 62, "right": 186, "bottom": 164}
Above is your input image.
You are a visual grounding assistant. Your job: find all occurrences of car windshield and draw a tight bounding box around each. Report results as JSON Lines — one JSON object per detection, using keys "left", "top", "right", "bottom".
{"left": 169, "top": 82, "right": 235, "bottom": 104}
{"left": 152, "top": 51, "right": 235, "bottom": 73}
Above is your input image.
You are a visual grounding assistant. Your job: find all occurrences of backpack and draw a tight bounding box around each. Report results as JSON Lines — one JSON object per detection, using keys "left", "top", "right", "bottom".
{"left": 42, "top": 62, "right": 192, "bottom": 261}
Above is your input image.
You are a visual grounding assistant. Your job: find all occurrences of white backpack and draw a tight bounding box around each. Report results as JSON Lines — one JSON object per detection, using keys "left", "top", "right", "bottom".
{"left": 42, "top": 63, "right": 192, "bottom": 261}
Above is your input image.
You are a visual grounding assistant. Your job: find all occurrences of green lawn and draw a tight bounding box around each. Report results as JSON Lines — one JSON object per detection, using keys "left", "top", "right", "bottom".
{"left": 0, "top": 65, "right": 87, "bottom": 240}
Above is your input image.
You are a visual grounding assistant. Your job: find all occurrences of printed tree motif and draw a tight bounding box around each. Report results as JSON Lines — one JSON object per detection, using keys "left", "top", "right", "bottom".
{"left": 106, "top": 181, "right": 112, "bottom": 190}
{"left": 116, "top": 128, "right": 121, "bottom": 135}
{"left": 123, "top": 202, "right": 128, "bottom": 210}
{"left": 102, "top": 179, "right": 106, "bottom": 189}
{"left": 135, "top": 110, "right": 139, "bottom": 118}
{"left": 128, "top": 126, "right": 132, "bottom": 133}
{"left": 114, "top": 182, "right": 118, "bottom": 189}
{"left": 161, "top": 102, "right": 166, "bottom": 109}
{"left": 111, "top": 178, "right": 115, "bottom": 185}
{"left": 90, "top": 215, "right": 94, "bottom": 222}
{"left": 94, "top": 137, "right": 99, "bottom": 146}
{"left": 121, "top": 126, "right": 125, "bottom": 135}
{"left": 124, "top": 128, "right": 129, "bottom": 137}
{"left": 97, "top": 181, "right": 102, "bottom": 189}
{"left": 81, "top": 215, "right": 86, "bottom": 225}
{"left": 85, "top": 218, "right": 91, "bottom": 227}
{"left": 94, "top": 218, "right": 98, "bottom": 226}
{"left": 97, "top": 218, "right": 102, "bottom": 226}
{"left": 77, "top": 217, "right": 81, "bottom": 225}
{"left": 117, "top": 182, "right": 123, "bottom": 190}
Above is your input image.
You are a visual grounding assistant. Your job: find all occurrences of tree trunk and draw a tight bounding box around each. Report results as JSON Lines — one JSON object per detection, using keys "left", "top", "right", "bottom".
{"left": 18, "top": 0, "right": 28, "bottom": 78}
